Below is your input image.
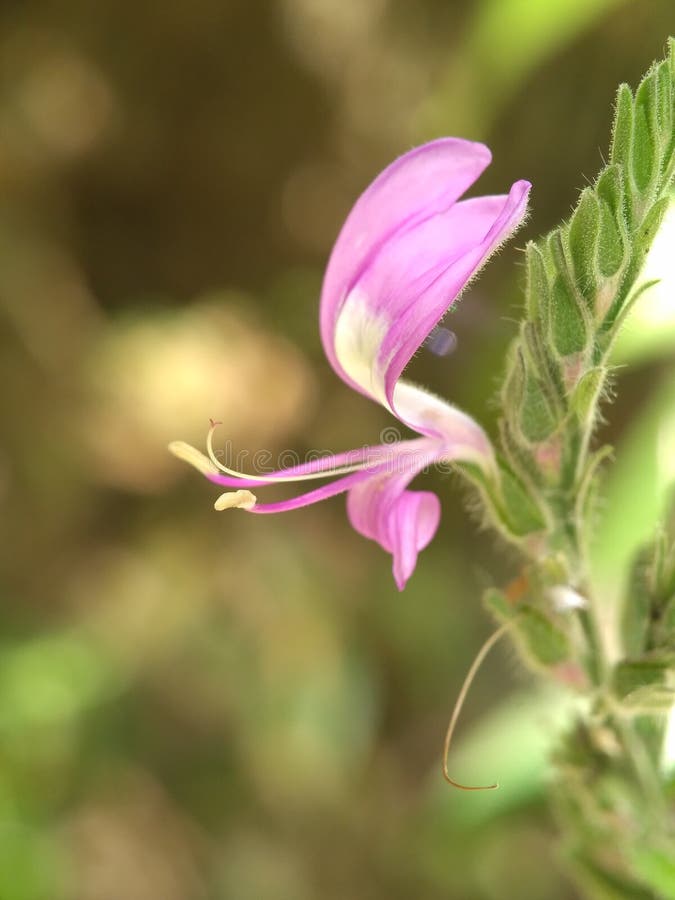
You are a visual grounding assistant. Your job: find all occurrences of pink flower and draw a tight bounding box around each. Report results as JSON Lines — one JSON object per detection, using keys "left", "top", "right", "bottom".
{"left": 171, "top": 138, "right": 530, "bottom": 589}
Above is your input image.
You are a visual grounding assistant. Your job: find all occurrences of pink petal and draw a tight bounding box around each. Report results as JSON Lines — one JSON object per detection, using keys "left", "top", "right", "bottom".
{"left": 321, "top": 138, "right": 492, "bottom": 392}
{"left": 249, "top": 439, "right": 439, "bottom": 514}
{"left": 347, "top": 471, "right": 441, "bottom": 591}
{"left": 379, "top": 182, "right": 531, "bottom": 406}
{"left": 390, "top": 381, "right": 495, "bottom": 461}
{"left": 331, "top": 181, "right": 530, "bottom": 406}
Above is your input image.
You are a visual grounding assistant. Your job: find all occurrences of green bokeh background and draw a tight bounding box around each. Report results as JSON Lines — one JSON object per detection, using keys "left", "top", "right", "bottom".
{"left": 1, "top": 3, "right": 674, "bottom": 898}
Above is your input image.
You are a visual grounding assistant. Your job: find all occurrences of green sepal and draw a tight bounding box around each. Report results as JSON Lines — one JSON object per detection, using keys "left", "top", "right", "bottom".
{"left": 548, "top": 232, "right": 590, "bottom": 357}
{"left": 550, "top": 274, "right": 588, "bottom": 357}
{"left": 597, "top": 193, "right": 665, "bottom": 331}
{"left": 620, "top": 545, "right": 653, "bottom": 657}
{"left": 595, "top": 165, "right": 626, "bottom": 224}
{"left": 521, "top": 375, "right": 557, "bottom": 443}
{"left": 452, "top": 458, "right": 547, "bottom": 543}
{"left": 497, "top": 418, "right": 543, "bottom": 490}
{"left": 634, "top": 193, "right": 669, "bottom": 259}
{"left": 569, "top": 366, "right": 605, "bottom": 428}
{"left": 632, "top": 70, "right": 659, "bottom": 197}
{"left": 522, "top": 321, "right": 565, "bottom": 401}
{"left": 612, "top": 656, "right": 674, "bottom": 712}
{"left": 568, "top": 188, "right": 600, "bottom": 303}
{"left": 620, "top": 496, "right": 675, "bottom": 657}
{"left": 518, "top": 349, "right": 559, "bottom": 443}
{"left": 502, "top": 338, "right": 559, "bottom": 447}
{"left": 661, "top": 42, "right": 675, "bottom": 179}
{"left": 597, "top": 196, "right": 628, "bottom": 279}
{"left": 574, "top": 444, "right": 612, "bottom": 534}
{"left": 595, "top": 167, "right": 629, "bottom": 302}
{"left": 524, "top": 242, "right": 551, "bottom": 321}
{"left": 485, "top": 588, "right": 571, "bottom": 670}
{"left": 610, "top": 83, "right": 634, "bottom": 170}
{"left": 498, "top": 464, "right": 548, "bottom": 535}
{"left": 654, "top": 58, "right": 672, "bottom": 154}
{"left": 517, "top": 604, "right": 575, "bottom": 666}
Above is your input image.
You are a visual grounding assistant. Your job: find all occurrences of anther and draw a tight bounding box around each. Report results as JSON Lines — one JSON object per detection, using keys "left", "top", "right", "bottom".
{"left": 214, "top": 490, "right": 257, "bottom": 511}
{"left": 168, "top": 441, "right": 219, "bottom": 476}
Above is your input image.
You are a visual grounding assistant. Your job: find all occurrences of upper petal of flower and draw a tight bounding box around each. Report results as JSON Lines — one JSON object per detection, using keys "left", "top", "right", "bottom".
{"left": 321, "top": 138, "right": 492, "bottom": 392}
{"left": 320, "top": 139, "right": 530, "bottom": 413}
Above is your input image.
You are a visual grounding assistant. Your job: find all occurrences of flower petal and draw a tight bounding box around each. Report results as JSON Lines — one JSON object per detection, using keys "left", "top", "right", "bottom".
{"left": 391, "top": 381, "right": 495, "bottom": 465}
{"left": 248, "top": 439, "right": 439, "bottom": 513}
{"left": 381, "top": 183, "right": 531, "bottom": 406}
{"left": 321, "top": 138, "right": 492, "bottom": 394}
{"left": 328, "top": 181, "right": 530, "bottom": 405}
{"left": 347, "top": 471, "right": 441, "bottom": 591}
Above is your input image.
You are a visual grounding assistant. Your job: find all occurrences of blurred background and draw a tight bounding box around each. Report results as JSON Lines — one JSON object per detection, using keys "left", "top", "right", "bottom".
{"left": 1, "top": 2, "right": 674, "bottom": 898}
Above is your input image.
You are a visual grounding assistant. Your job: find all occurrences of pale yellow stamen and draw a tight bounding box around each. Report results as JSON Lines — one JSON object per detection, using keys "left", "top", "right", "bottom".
{"left": 214, "top": 489, "right": 257, "bottom": 511}
{"left": 168, "top": 441, "right": 220, "bottom": 476}
{"left": 204, "top": 422, "right": 372, "bottom": 484}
